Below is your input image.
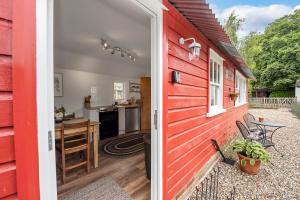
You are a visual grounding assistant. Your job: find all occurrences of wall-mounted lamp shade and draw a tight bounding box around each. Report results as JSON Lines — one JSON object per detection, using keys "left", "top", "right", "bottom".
{"left": 172, "top": 71, "right": 181, "bottom": 84}
{"left": 179, "top": 37, "right": 201, "bottom": 60}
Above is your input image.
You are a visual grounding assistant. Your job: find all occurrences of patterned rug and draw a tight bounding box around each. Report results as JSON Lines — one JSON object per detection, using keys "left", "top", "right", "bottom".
{"left": 59, "top": 176, "right": 133, "bottom": 200}
{"left": 103, "top": 134, "right": 144, "bottom": 156}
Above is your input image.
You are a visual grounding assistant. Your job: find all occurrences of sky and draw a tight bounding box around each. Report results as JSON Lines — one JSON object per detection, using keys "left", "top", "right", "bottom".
{"left": 206, "top": 0, "right": 300, "bottom": 38}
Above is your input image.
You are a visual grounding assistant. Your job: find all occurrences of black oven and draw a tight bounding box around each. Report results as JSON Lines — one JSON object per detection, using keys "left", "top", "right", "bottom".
{"left": 99, "top": 110, "right": 118, "bottom": 140}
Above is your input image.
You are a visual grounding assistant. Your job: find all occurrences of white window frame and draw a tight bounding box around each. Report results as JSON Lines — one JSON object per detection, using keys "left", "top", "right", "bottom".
{"left": 114, "top": 82, "right": 125, "bottom": 101}
{"left": 207, "top": 49, "right": 226, "bottom": 117}
{"left": 235, "top": 70, "right": 247, "bottom": 107}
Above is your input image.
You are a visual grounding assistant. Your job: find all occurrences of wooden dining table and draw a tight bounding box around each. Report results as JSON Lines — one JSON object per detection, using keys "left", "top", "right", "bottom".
{"left": 55, "top": 119, "right": 100, "bottom": 168}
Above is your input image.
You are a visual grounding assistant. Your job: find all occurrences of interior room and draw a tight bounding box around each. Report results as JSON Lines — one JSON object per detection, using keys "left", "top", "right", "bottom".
{"left": 53, "top": 0, "right": 152, "bottom": 199}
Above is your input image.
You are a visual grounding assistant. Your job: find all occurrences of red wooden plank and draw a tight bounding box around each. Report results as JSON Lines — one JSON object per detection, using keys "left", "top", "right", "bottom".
{"left": 168, "top": 106, "right": 207, "bottom": 123}
{"left": 12, "top": 0, "right": 40, "bottom": 198}
{"left": 0, "top": 128, "right": 14, "bottom": 163}
{"left": 168, "top": 145, "right": 215, "bottom": 189}
{"left": 168, "top": 149, "right": 215, "bottom": 197}
{"left": 168, "top": 83, "right": 207, "bottom": 97}
{"left": 167, "top": 119, "right": 227, "bottom": 162}
{"left": 168, "top": 55, "right": 208, "bottom": 79}
{"left": 0, "top": 162, "right": 16, "bottom": 199}
{"left": 168, "top": 27, "right": 208, "bottom": 54}
{"left": 168, "top": 115, "right": 207, "bottom": 137}
{"left": 168, "top": 69, "right": 207, "bottom": 87}
{"left": 0, "top": 92, "right": 13, "bottom": 127}
{"left": 0, "top": 56, "right": 12, "bottom": 91}
{"left": 168, "top": 41, "right": 208, "bottom": 64}
{"left": 0, "top": 0, "right": 12, "bottom": 20}
{"left": 0, "top": 20, "right": 12, "bottom": 55}
{"left": 1, "top": 194, "right": 18, "bottom": 200}
{"left": 168, "top": 96, "right": 207, "bottom": 110}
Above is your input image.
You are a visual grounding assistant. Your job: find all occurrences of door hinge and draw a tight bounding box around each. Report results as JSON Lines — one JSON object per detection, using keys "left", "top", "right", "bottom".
{"left": 48, "top": 130, "right": 53, "bottom": 151}
{"left": 154, "top": 110, "right": 158, "bottom": 130}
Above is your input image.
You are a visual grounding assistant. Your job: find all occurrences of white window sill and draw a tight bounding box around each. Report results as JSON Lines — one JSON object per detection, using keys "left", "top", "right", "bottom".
{"left": 235, "top": 102, "right": 247, "bottom": 108}
{"left": 206, "top": 108, "right": 226, "bottom": 118}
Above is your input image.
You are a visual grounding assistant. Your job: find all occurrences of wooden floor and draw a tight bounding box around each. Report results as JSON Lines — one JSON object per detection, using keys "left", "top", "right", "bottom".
{"left": 56, "top": 142, "right": 150, "bottom": 200}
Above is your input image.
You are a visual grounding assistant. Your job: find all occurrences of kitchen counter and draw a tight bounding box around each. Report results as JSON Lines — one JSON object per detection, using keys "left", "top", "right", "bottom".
{"left": 115, "top": 104, "right": 140, "bottom": 108}
{"left": 84, "top": 104, "right": 139, "bottom": 111}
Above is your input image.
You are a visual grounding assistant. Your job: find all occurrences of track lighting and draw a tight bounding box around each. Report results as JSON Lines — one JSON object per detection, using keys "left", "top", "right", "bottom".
{"left": 100, "top": 38, "right": 136, "bottom": 62}
{"left": 179, "top": 37, "right": 201, "bottom": 60}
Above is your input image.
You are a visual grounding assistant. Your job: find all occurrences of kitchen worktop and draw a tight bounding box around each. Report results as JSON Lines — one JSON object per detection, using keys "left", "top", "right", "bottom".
{"left": 115, "top": 104, "right": 140, "bottom": 108}
{"left": 84, "top": 104, "right": 140, "bottom": 111}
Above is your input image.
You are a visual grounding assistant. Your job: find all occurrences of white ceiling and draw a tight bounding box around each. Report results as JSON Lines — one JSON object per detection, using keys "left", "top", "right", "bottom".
{"left": 54, "top": 0, "right": 151, "bottom": 77}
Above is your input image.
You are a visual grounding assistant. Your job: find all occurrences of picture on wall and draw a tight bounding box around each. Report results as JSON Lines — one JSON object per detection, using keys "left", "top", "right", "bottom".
{"left": 54, "top": 73, "right": 63, "bottom": 97}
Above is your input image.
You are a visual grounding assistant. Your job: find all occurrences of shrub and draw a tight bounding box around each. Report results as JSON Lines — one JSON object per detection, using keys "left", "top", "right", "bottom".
{"left": 269, "top": 90, "right": 295, "bottom": 97}
{"left": 232, "top": 139, "right": 271, "bottom": 166}
{"left": 291, "top": 104, "right": 300, "bottom": 118}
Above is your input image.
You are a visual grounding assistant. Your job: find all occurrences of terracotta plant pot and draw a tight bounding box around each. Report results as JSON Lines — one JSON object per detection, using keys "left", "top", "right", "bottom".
{"left": 259, "top": 117, "right": 264, "bottom": 122}
{"left": 237, "top": 153, "right": 261, "bottom": 175}
{"left": 230, "top": 95, "right": 237, "bottom": 101}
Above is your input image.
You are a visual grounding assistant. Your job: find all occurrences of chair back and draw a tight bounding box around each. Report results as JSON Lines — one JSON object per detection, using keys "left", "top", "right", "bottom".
{"left": 61, "top": 119, "right": 90, "bottom": 139}
{"left": 236, "top": 120, "right": 250, "bottom": 139}
{"left": 243, "top": 113, "right": 256, "bottom": 130}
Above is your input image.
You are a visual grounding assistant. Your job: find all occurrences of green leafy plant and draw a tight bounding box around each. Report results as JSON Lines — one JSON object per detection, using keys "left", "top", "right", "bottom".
{"left": 232, "top": 139, "right": 271, "bottom": 166}
{"left": 269, "top": 90, "right": 295, "bottom": 97}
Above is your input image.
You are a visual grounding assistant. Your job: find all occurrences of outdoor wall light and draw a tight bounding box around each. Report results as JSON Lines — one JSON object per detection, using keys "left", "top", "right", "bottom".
{"left": 172, "top": 70, "right": 181, "bottom": 84}
{"left": 179, "top": 37, "right": 201, "bottom": 60}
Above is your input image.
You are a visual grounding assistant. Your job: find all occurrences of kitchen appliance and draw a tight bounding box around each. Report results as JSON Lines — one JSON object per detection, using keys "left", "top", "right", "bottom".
{"left": 99, "top": 109, "right": 118, "bottom": 140}
{"left": 125, "top": 107, "right": 140, "bottom": 133}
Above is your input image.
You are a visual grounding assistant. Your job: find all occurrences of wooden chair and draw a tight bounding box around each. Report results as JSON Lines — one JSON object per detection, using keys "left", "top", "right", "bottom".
{"left": 57, "top": 119, "right": 91, "bottom": 184}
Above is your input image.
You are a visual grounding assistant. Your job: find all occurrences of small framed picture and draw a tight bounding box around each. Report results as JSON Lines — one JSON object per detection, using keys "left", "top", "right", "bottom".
{"left": 54, "top": 73, "right": 63, "bottom": 97}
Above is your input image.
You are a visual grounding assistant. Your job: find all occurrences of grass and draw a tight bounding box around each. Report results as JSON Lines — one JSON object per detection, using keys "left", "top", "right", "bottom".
{"left": 291, "top": 103, "right": 300, "bottom": 118}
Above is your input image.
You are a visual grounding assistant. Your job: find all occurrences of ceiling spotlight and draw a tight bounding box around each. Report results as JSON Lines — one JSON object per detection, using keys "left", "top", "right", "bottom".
{"left": 100, "top": 38, "right": 136, "bottom": 62}
{"left": 179, "top": 37, "right": 201, "bottom": 60}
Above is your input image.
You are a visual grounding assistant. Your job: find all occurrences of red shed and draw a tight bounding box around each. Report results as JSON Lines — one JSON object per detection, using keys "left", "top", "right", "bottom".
{"left": 0, "top": 0, "right": 254, "bottom": 200}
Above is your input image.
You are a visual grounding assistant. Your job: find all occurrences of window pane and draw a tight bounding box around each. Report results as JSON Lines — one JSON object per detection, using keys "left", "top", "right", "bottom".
{"left": 114, "top": 82, "right": 124, "bottom": 100}
{"left": 114, "top": 83, "right": 123, "bottom": 90}
{"left": 214, "top": 62, "right": 217, "bottom": 83}
{"left": 210, "top": 85, "right": 215, "bottom": 106}
{"left": 217, "top": 64, "right": 220, "bottom": 84}
{"left": 210, "top": 59, "right": 213, "bottom": 81}
{"left": 215, "top": 86, "right": 219, "bottom": 105}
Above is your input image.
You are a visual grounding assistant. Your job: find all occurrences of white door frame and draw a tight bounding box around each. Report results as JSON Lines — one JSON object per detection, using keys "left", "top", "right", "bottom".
{"left": 36, "top": 0, "right": 165, "bottom": 200}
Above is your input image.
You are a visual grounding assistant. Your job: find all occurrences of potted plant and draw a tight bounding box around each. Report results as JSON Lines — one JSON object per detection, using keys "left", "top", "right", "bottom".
{"left": 229, "top": 92, "right": 239, "bottom": 101}
{"left": 258, "top": 117, "right": 264, "bottom": 122}
{"left": 232, "top": 139, "right": 270, "bottom": 175}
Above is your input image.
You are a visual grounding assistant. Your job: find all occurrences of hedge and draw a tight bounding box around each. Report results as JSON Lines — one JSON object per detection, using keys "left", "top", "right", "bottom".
{"left": 269, "top": 90, "right": 295, "bottom": 97}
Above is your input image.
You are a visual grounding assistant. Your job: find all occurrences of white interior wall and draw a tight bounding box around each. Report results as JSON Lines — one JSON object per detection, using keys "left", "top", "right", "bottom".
{"left": 54, "top": 67, "right": 144, "bottom": 116}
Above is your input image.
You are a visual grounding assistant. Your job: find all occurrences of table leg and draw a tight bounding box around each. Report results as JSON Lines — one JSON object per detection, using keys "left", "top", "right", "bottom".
{"left": 93, "top": 125, "right": 99, "bottom": 168}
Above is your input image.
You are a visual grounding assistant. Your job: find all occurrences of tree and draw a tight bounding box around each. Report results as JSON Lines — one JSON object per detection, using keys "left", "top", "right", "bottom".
{"left": 251, "top": 9, "right": 300, "bottom": 90}
{"left": 224, "top": 11, "right": 245, "bottom": 47}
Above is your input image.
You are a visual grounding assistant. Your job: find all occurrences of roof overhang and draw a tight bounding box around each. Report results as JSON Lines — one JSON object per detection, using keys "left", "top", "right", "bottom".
{"left": 169, "top": 0, "right": 256, "bottom": 80}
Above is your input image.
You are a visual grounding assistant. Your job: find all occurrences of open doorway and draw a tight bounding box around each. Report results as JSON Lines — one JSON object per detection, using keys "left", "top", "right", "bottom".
{"left": 51, "top": 0, "right": 154, "bottom": 199}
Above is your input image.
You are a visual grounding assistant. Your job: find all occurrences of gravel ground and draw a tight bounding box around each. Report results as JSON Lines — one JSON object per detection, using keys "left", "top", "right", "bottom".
{"left": 217, "top": 108, "right": 300, "bottom": 200}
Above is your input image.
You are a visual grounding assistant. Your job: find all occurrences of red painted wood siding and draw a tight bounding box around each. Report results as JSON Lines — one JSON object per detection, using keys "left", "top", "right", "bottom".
{"left": 0, "top": 0, "right": 17, "bottom": 198}
{"left": 12, "top": 0, "right": 40, "bottom": 199}
{"left": 163, "top": 3, "right": 248, "bottom": 199}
